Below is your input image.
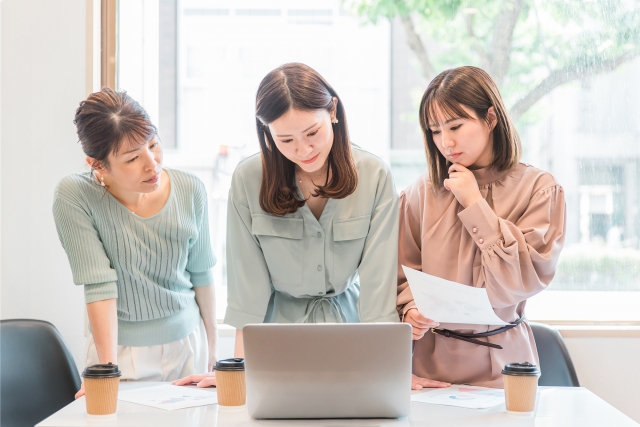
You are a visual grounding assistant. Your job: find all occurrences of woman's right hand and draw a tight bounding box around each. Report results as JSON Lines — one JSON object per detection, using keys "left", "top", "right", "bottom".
{"left": 172, "top": 372, "right": 217, "bottom": 388}
{"left": 412, "top": 374, "right": 451, "bottom": 390}
{"left": 403, "top": 308, "right": 439, "bottom": 340}
{"left": 75, "top": 382, "right": 85, "bottom": 399}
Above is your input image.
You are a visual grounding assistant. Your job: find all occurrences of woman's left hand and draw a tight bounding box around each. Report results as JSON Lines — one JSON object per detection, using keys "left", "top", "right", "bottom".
{"left": 443, "top": 163, "right": 483, "bottom": 209}
{"left": 172, "top": 372, "right": 217, "bottom": 388}
{"left": 208, "top": 350, "right": 217, "bottom": 372}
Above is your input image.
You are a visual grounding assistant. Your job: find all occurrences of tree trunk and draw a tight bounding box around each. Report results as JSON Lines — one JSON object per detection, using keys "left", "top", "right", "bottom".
{"left": 399, "top": 14, "right": 436, "bottom": 81}
{"left": 509, "top": 52, "right": 640, "bottom": 121}
{"left": 488, "top": 0, "right": 524, "bottom": 86}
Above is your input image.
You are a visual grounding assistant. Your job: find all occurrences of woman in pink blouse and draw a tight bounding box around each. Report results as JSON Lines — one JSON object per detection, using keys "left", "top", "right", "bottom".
{"left": 398, "top": 66, "right": 566, "bottom": 389}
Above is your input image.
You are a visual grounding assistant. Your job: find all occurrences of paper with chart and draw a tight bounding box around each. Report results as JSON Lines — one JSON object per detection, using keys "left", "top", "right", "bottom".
{"left": 118, "top": 384, "right": 217, "bottom": 411}
{"left": 411, "top": 385, "right": 505, "bottom": 409}
{"left": 402, "top": 266, "right": 508, "bottom": 325}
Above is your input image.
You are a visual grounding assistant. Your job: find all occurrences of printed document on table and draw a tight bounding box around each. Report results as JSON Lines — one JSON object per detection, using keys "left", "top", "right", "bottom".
{"left": 118, "top": 384, "right": 217, "bottom": 410}
{"left": 411, "top": 385, "right": 505, "bottom": 409}
{"left": 402, "top": 266, "right": 508, "bottom": 325}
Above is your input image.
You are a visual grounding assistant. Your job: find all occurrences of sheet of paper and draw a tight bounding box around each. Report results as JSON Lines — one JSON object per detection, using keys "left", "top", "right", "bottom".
{"left": 402, "top": 266, "right": 508, "bottom": 325}
{"left": 118, "top": 384, "right": 218, "bottom": 411}
{"left": 411, "top": 385, "right": 505, "bottom": 409}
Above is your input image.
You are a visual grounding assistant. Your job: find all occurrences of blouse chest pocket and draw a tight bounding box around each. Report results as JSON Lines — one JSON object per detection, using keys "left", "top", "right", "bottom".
{"left": 252, "top": 215, "right": 304, "bottom": 288}
{"left": 332, "top": 215, "right": 371, "bottom": 285}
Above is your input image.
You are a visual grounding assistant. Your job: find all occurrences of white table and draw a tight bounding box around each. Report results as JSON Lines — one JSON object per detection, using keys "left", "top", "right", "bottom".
{"left": 37, "top": 382, "right": 638, "bottom": 427}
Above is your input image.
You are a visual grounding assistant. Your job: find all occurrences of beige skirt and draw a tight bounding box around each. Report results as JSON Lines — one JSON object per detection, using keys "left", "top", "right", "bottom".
{"left": 84, "top": 319, "right": 208, "bottom": 382}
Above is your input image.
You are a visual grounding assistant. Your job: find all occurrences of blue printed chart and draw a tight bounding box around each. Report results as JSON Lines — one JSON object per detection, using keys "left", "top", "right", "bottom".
{"left": 411, "top": 385, "right": 505, "bottom": 409}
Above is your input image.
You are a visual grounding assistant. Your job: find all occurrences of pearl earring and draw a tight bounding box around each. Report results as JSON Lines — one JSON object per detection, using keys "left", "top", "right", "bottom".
{"left": 331, "top": 117, "right": 339, "bottom": 125}
{"left": 100, "top": 175, "right": 105, "bottom": 187}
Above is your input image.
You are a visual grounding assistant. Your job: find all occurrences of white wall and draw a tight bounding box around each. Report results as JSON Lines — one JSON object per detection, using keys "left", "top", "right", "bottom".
{"left": 1, "top": 1, "right": 639, "bottom": 424}
{"left": 564, "top": 335, "right": 640, "bottom": 422}
{"left": 1, "top": 0, "right": 88, "bottom": 370}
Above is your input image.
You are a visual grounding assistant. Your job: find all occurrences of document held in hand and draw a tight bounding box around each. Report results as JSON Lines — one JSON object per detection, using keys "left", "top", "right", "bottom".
{"left": 402, "top": 266, "right": 508, "bottom": 326}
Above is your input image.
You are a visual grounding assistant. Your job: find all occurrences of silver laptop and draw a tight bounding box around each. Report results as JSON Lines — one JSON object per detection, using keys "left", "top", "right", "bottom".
{"left": 243, "top": 323, "right": 412, "bottom": 419}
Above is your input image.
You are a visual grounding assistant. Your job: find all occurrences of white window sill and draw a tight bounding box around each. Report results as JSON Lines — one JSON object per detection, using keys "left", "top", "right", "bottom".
{"left": 527, "top": 290, "right": 640, "bottom": 322}
{"left": 536, "top": 323, "right": 640, "bottom": 338}
{"left": 213, "top": 290, "right": 640, "bottom": 338}
{"left": 216, "top": 321, "right": 640, "bottom": 338}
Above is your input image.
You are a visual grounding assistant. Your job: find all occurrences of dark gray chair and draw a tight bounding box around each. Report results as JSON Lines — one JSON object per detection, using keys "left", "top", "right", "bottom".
{"left": 1, "top": 319, "right": 81, "bottom": 427}
{"left": 529, "top": 321, "right": 580, "bottom": 387}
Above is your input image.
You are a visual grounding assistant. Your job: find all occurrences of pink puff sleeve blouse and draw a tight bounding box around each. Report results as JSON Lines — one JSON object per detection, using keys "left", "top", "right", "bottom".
{"left": 397, "top": 163, "right": 566, "bottom": 387}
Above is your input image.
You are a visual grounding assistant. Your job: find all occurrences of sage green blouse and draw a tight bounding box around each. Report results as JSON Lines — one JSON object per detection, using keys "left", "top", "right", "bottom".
{"left": 224, "top": 146, "right": 400, "bottom": 328}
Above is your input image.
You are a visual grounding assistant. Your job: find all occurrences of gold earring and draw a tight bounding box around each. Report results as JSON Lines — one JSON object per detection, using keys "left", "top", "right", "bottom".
{"left": 331, "top": 117, "right": 339, "bottom": 124}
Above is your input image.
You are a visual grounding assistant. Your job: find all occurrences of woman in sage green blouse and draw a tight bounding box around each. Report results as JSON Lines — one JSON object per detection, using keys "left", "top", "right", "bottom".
{"left": 175, "top": 63, "right": 426, "bottom": 388}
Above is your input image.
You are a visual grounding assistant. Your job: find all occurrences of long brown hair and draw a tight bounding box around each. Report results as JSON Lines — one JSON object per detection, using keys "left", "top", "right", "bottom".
{"left": 74, "top": 87, "right": 157, "bottom": 169}
{"left": 255, "top": 63, "right": 357, "bottom": 216}
{"left": 419, "top": 66, "right": 521, "bottom": 189}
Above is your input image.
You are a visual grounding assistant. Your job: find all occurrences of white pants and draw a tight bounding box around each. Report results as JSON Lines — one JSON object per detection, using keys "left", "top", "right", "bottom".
{"left": 85, "top": 319, "right": 208, "bottom": 382}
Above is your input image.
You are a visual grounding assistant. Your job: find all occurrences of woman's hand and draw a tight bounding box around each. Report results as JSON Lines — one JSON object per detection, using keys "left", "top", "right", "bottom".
{"left": 208, "top": 353, "right": 217, "bottom": 373}
{"left": 412, "top": 374, "right": 451, "bottom": 390}
{"left": 443, "top": 163, "right": 483, "bottom": 209}
{"left": 205, "top": 328, "right": 217, "bottom": 373}
{"left": 75, "top": 382, "right": 86, "bottom": 399}
{"left": 403, "top": 308, "right": 439, "bottom": 340}
{"left": 193, "top": 285, "right": 218, "bottom": 372}
{"left": 172, "top": 372, "right": 217, "bottom": 388}
{"left": 81, "top": 299, "right": 117, "bottom": 400}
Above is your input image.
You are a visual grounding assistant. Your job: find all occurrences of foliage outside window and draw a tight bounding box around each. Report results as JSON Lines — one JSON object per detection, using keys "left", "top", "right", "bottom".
{"left": 351, "top": 0, "right": 640, "bottom": 297}
{"left": 117, "top": 0, "right": 640, "bottom": 321}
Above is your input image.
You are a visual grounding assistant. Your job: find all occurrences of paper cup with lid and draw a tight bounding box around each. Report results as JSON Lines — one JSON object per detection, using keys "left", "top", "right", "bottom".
{"left": 502, "top": 362, "right": 541, "bottom": 414}
{"left": 81, "top": 363, "right": 122, "bottom": 415}
{"left": 214, "top": 358, "right": 246, "bottom": 407}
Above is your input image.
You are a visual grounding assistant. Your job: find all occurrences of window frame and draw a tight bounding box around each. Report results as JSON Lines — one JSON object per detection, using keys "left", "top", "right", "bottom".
{"left": 107, "top": 0, "right": 640, "bottom": 327}
{"left": 101, "top": 0, "right": 117, "bottom": 89}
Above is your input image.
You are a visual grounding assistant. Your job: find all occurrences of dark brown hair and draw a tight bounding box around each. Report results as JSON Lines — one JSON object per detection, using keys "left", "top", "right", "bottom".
{"left": 419, "top": 66, "right": 521, "bottom": 189}
{"left": 255, "top": 63, "right": 357, "bottom": 216}
{"left": 74, "top": 87, "right": 157, "bottom": 168}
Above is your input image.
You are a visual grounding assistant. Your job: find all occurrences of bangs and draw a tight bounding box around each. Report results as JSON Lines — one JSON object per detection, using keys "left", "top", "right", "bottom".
{"left": 256, "top": 71, "right": 293, "bottom": 125}
{"left": 110, "top": 114, "right": 157, "bottom": 156}
{"left": 115, "top": 133, "right": 154, "bottom": 156}
{"left": 425, "top": 92, "right": 473, "bottom": 128}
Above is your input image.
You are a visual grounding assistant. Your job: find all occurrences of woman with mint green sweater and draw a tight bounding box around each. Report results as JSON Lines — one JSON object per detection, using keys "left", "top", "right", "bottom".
{"left": 53, "top": 88, "right": 217, "bottom": 398}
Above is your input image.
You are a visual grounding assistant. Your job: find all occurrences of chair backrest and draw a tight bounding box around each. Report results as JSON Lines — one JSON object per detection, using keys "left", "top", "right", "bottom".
{"left": 529, "top": 321, "right": 580, "bottom": 387}
{"left": 1, "top": 319, "right": 81, "bottom": 427}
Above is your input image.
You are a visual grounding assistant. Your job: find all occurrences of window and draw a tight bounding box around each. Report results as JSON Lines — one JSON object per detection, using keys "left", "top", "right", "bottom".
{"left": 117, "top": 0, "right": 390, "bottom": 318}
{"left": 117, "top": 0, "right": 640, "bottom": 322}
